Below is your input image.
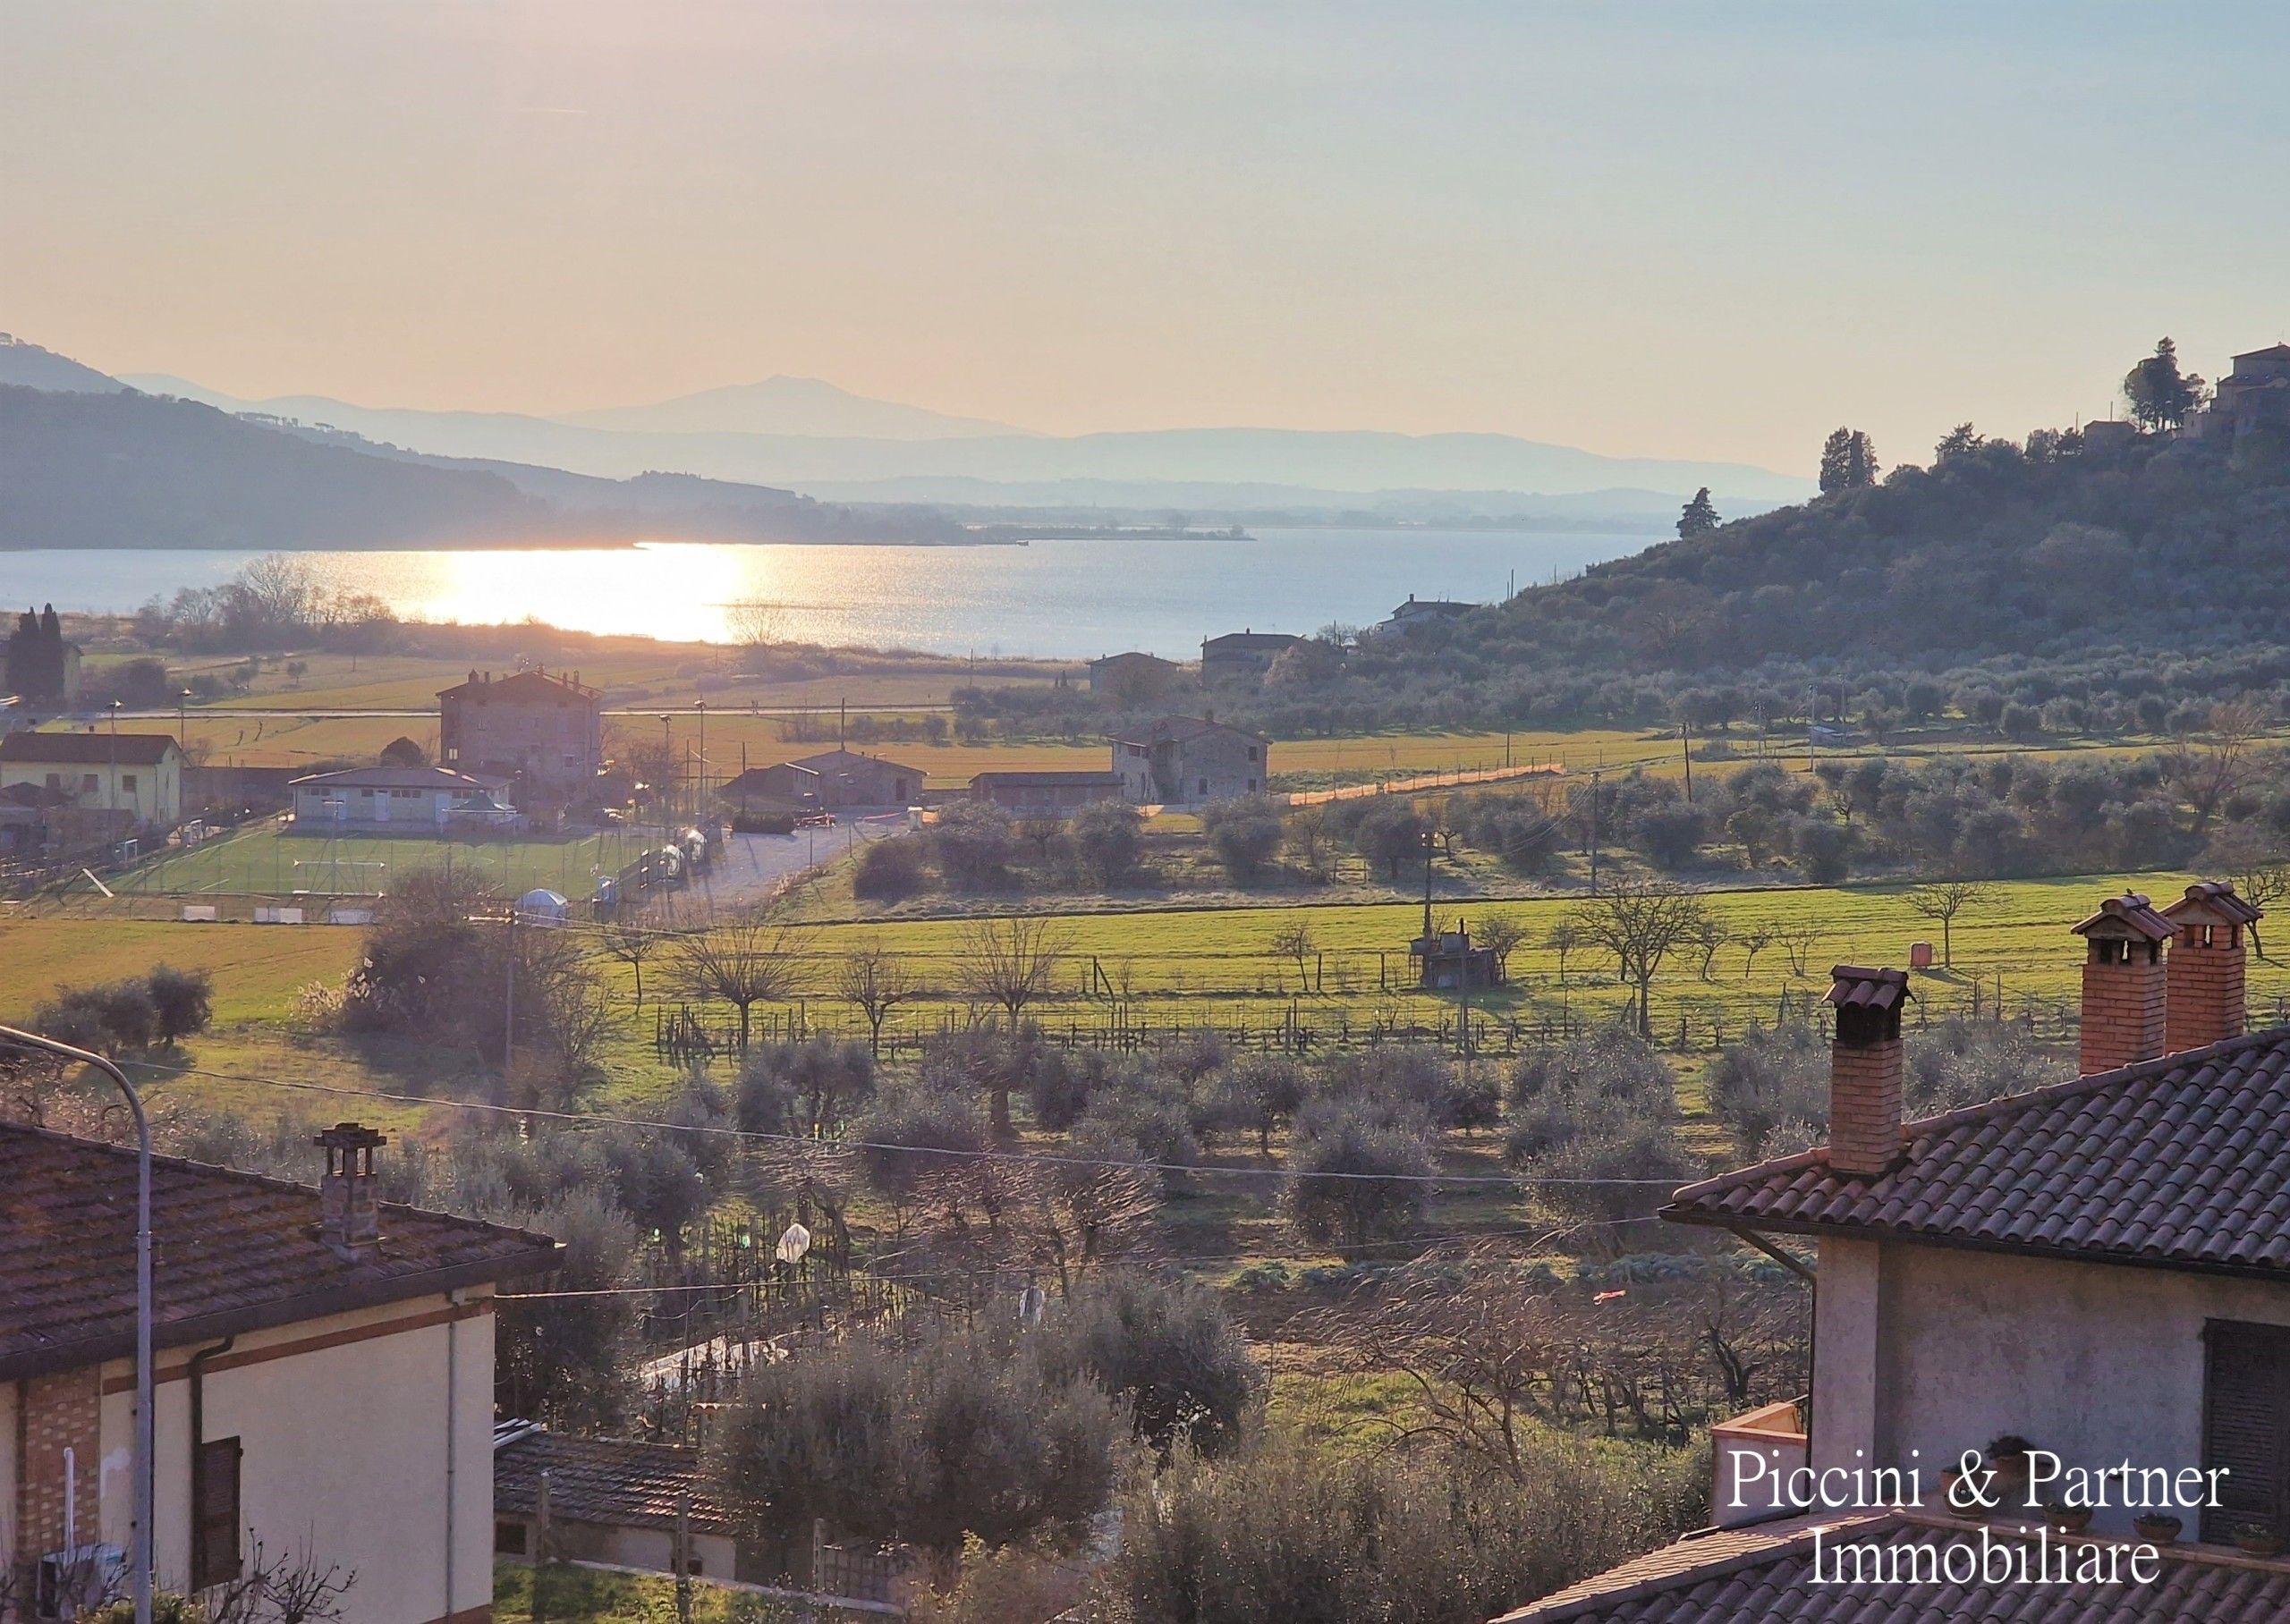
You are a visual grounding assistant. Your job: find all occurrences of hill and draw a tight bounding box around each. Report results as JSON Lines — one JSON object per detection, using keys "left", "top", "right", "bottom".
{"left": 560, "top": 375, "right": 1027, "bottom": 440}
{"left": 0, "top": 386, "right": 962, "bottom": 550}
{"left": 1287, "top": 426, "right": 2290, "bottom": 731}
{"left": 0, "top": 334, "right": 127, "bottom": 394}
{"left": 121, "top": 374, "right": 1810, "bottom": 510}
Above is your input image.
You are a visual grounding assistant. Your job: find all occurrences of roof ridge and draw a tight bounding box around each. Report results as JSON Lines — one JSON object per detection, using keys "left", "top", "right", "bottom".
{"left": 1667, "top": 1027, "right": 2290, "bottom": 1205}
{"left": 4, "top": 1121, "right": 557, "bottom": 1248}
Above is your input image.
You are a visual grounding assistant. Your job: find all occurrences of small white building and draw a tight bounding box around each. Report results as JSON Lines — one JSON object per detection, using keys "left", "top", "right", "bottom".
{"left": 289, "top": 765, "right": 520, "bottom": 833}
{"left": 0, "top": 731, "right": 183, "bottom": 830}
{"left": 0, "top": 1120, "right": 558, "bottom": 1624}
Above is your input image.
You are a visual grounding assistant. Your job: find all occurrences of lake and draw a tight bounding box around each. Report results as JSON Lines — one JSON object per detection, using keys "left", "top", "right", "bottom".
{"left": 2, "top": 526, "right": 1660, "bottom": 659}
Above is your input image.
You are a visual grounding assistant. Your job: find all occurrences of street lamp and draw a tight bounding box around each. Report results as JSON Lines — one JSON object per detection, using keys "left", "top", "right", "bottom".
{"left": 177, "top": 689, "right": 193, "bottom": 752}
{"left": 693, "top": 700, "right": 708, "bottom": 813}
{"left": 0, "top": 1024, "right": 152, "bottom": 1624}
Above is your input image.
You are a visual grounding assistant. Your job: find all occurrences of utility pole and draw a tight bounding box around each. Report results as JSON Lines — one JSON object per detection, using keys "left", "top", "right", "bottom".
{"left": 1807, "top": 684, "right": 1819, "bottom": 774}
{"left": 1588, "top": 768, "right": 1603, "bottom": 895}
{"left": 1419, "top": 828, "right": 1438, "bottom": 941}
{"left": 502, "top": 909, "right": 519, "bottom": 1072}
{"left": 1681, "top": 720, "right": 1693, "bottom": 800}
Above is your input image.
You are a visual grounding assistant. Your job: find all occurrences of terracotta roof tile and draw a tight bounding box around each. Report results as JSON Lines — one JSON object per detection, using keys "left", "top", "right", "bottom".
{"left": 1665, "top": 1030, "right": 2290, "bottom": 1278}
{"left": 0, "top": 1124, "right": 559, "bottom": 1378}
{"left": 494, "top": 1428, "right": 739, "bottom": 1538}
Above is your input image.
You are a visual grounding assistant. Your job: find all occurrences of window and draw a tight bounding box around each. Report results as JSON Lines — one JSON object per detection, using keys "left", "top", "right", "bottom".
{"left": 81, "top": 774, "right": 98, "bottom": 794}
{"left": 2202, "top": 1320, "right": 2290, "bottom": 1542}
{"left": 495, "top": 1520, "right": 529, "bottom": 1556}
{"left": 122, "top": 774, "right": 138, "bottom": 793}
{"left": 191, "top": 1435, "right": 242, "bottom": 1589}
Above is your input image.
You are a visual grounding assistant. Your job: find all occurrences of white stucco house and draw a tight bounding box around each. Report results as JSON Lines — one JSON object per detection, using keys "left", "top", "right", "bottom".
{"left": 0, "top": 1121, "right": 557, "bottom": 1624}
{"left": 288, "top": 766, "right": 521, "bottom": 833}
{"left": 1493, "top": 883, "right": 2290, "bottom": 1622}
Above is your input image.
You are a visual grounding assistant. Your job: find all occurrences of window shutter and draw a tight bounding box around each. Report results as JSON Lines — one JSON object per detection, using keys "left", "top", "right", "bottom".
{"left": 191, "top": 1436, "right": 242, "bottom": 1589}
{"left": 2202, "top": 1322, "right": 2290, "bottom": 1543}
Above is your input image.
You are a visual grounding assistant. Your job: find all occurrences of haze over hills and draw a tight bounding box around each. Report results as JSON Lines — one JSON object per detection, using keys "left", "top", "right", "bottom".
{"left": 557, "top": 376, "right": 1030, "bottom": 441}
{"left": 0, "top": 334, "right": 130, "bottom": 396}
{"left": 115, "top": 367, "right": 1810, "bottom": 514}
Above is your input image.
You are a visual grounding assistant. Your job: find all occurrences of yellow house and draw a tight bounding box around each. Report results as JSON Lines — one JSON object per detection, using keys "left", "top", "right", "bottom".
{"left": 0, "top": 732, "right": 183, "bottom": 830}
{"left": 1, "top": 1121, "right": 558, "bottom": 1624}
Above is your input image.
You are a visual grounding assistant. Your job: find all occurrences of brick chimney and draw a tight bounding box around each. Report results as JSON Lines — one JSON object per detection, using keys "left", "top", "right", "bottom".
{"left": 314, "top": 1121, "right": 387, "bottom": 1261}
{"left": 2162, "top": 882, "right": 2262, "bottom": 1053}
{"left": 2070, "top": 891, "right": 2172, "bottom": 1075}
{"left": 1823, "top": 966, "right": 1911, "bottom": 1177}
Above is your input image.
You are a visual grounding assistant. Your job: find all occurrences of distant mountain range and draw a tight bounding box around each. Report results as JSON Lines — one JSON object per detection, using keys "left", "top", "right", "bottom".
{"left": 110, "top": 362, "right": 1810, "bottom": 515}
{"left": 0, "top": 340, "right": 961, "bottom": 551}
{"left": 2, "top": 333, "right": 1812, "bottom": 550}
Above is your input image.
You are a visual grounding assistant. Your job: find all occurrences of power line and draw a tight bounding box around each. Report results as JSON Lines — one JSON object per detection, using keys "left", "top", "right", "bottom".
{"left": 99, "top": 1051, "right": 1692, "bottom": 1189}
{"left": 490, "top": 1217, "right": 1684, "bottom": 1299}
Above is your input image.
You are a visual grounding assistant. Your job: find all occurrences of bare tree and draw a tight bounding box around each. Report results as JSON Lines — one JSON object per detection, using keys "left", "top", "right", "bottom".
{"left": 1268, "top": 919, "right": 1318, "bottom": 993}
{"left": 1904, "top": 879, "right": 1996, "bottom": 968}
{"left": 1544, "top": 918, "right": 1581, "bottom": 986}
{"left": 1776, "top": 924, "right": 1825, "bottom": 979}
{"left": 1475, "top": 910, "right": 1526, "bottom": 982}
{"left": 956, "top": 917, "right": 1073, "bottom": 1134}
{"left": 957, "top": 916, "right": 1072, "bottom": 1025}
{"left": 1571, "top": 881, "right": 1709, "bottom": 1036}
{"left": 599, "top": 919, "right": 664, "bottom": 1006}
{"left": 1738, "top": 919, "right": 1777, "bottom": 977}
{"left": 837, "top": 938, "right": 918, "bottom": 1055}
{"left": 2204, "top": 825, "right": 2290, "bottom": 960}
{"left": 2160, "top": 698, "right": 2271, "bottom": 838}
{"left": 670, "top": 923, "right": 813, "bottom": 1051}
{"left": 1691, "top": 916, "right": 1733, "bottom": 980}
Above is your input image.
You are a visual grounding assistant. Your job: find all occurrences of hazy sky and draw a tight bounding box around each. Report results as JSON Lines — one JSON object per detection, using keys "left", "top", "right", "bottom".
{"left": 4, "top": 3, "right": 2286, "bottom": 473}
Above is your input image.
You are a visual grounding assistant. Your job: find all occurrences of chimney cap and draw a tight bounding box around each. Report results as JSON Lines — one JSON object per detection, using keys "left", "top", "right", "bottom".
{"left": 1824, "top": 964, "right": 1911, "bottom": 1011}
{"left": 2162, "top": 880, "right": 2263, "bottom": 927}
{"left": 2072, "top": 891, "right": 2174, "bottom": 943}
{"left": 314, "top": 1121, "right": 387, "bottom": 1154}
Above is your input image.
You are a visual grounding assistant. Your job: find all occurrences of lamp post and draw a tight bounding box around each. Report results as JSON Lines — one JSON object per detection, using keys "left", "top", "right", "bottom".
{"left": 0, "top": 1024, "right": 151, "bottom": 1624}
{"left": 177, "top": 688, "right": 193, "bottom": 752}
{"left": 693, "top": 700, "right": 708, "bottom": 816}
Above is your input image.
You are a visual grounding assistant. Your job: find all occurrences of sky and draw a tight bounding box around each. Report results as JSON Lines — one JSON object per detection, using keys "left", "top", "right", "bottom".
{"left": 4, "top": 2, "right": 2288, "bottom": 475}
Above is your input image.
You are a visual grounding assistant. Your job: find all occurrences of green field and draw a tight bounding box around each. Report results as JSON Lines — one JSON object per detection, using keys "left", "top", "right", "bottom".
{"left": 117, "top": 825, "right": 663, "bottom": 901}
{"left": 774, "top": 868, "right": 2290, "bottom": 1038}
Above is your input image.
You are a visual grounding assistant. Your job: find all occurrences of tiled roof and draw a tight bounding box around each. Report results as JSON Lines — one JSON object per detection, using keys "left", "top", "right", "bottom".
{"left": 1663, "top": 1029, "right": 2290, "bottom": 1278}
{"left": 1823, "top": 964, "right": 1908, "bottom": 1011}
{"left": 780, "top": 749, "right": 922, "bottom": 775}
{"left": 0, "top": 1124, "right": 559, "bottom": 1379}
{"left": 0, "top": 732, "right": 178, "bottom": 765}
{"left": 2072, "top": 890, "right": 2174, "bottom": 943}
{"left": 494, "top": 1427, "right": 740, "bottom": 1538}
{"left": 288, "top": 765, "right": 493, "bottom": 791}
{"left": 1490, "top": 1512, "right": 2290, "bottom": 1622}
{"left": 970, "top": 771, "right": 1124, "bottom": 788}
{"left": 438, "top": 670, "right": 599, "bottom": 703}
{"left": 1115, "top": 715, "right": 1269, "bottom": 749}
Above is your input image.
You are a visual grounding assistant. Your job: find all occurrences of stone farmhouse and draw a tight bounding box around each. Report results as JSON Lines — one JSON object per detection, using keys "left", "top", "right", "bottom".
{"left": 718, "top": 749, "right": 923, "bottom": 812}
{"left": 1085, "top": 651, "right": 1182, "bottom": 704}
{"left": 2187, "top": 343, "right": 2290, "bottom": 451}
{"left": 1493, "top": 882, "right": 2290, "bottom": 1622}
{"left": 1199, "top": 630, "right": 1301, "bottom": 686}
{"left": 2, "top": 1121, "right": 556, "bottom": 1624}
{"left": 437, "top": 669, "right": 603, "bottom": 800}
{"left": 1113, "top": 715, "right": 1269, "bottom": 805}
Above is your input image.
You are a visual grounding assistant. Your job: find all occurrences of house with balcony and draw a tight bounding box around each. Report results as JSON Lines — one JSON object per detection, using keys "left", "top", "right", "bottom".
{"left": 1493, "top": 883, "right": 2290, "bottom": 1621}
{"left": 2, "top": 1121, "right": 557, "bottom": 1624}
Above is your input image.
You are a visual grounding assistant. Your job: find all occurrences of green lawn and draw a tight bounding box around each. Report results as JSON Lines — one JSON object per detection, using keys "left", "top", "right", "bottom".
{"left": 118, "top": 826, "right": 662, "bottom": 901}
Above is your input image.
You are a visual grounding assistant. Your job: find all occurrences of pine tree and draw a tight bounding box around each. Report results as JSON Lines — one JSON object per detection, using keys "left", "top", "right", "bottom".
{"left": 1676, "top": 486, "right": 1721, "bottom": 538}
{"left": 2123, "top": 337, "right": 2208, "bottom": 432}
{"left": 1818, "top": 427, "right": 1880, "bottom": 494}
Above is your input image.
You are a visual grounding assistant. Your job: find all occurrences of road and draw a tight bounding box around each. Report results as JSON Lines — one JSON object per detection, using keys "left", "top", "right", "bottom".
{"left": 679, "top": 815, "right": 903, "bottom": 913}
